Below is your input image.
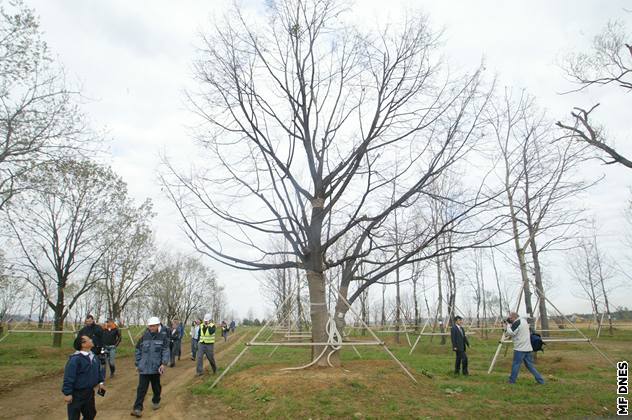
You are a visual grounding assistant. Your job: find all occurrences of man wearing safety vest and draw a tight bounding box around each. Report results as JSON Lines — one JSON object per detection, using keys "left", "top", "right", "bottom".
{"left": 196, "top": 313, "right": 217, "bottom": 376}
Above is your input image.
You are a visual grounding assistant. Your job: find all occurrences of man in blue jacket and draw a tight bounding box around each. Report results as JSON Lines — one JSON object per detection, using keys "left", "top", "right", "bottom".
{"left": 131, "top": 317, "right": 170, "bottom": 418}
{"left": 62, "top": 334, "right": 106, "bottom": 420}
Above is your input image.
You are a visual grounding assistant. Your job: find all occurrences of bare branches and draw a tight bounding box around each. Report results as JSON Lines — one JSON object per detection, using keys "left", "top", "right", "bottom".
{"left": 557, "top": 20, "right": 632, "bottom": 169}
{"left": 0, "top": 1, "right": 89, "bottom": 209}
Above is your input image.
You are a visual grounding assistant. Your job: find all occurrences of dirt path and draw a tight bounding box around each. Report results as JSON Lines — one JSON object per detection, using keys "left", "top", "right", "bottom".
{"left": 0, "top": 331, "right": 247, "bottom": 420}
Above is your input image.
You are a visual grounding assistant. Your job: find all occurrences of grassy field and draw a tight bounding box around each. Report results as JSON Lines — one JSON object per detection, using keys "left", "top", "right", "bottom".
{"left": 190, "top": 327, "right": 631, "bottom": 418}
{"left": 0, "top": 325, "right": 629, "bottom": 418}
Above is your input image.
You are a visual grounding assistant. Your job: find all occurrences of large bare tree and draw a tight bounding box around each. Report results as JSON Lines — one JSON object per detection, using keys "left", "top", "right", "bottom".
{"left": 163, "top": 0, "right": 500, "bottom": 365}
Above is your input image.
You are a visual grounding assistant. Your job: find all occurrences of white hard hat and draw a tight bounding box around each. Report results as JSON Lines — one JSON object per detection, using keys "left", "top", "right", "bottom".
{"left": 203, "top": 313, "right": 212, "bottom": 322}
{"left": 147, "top": 316, "right": 160, "bottom": 326}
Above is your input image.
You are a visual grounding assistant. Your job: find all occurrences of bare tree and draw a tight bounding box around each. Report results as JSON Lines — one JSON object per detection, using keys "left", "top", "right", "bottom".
{"left": 557, "top": 20, "right": 632, "bottom": 168}
{"left": 150, "top": 253, "right": 222, "bottom": 327}
{"left": 490, "top": 90, "right": 590, "bottom": 333}
{"left": 0, "top": 1, "right": 86, "bottom": 209}
{"left": 0, "top": 250, "right": 23, "bottom": 323}
{"left": 5, "top": 159, "right": 129, "bottom": 346}
{"left": 163, "top": 0, "right": 501, "bottom": 365}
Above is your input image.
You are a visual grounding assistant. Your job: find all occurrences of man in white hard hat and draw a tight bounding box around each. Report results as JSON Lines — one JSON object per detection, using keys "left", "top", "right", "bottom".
{"left": 196, "top": 314, "right": 217, "bottom": 376}
{"left": 131, "top": 317, "right": 170, "bottom": 417}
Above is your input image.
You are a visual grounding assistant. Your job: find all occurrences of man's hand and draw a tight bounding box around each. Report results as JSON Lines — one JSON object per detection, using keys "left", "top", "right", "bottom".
{"left": 158, "top": 364, "right": 165, "bottom": 375}
{"left": 64, "top": 394, "right": 72, "bottom": 404}
{"left": 453, "top": 347, "right": 457, "bottom": 351}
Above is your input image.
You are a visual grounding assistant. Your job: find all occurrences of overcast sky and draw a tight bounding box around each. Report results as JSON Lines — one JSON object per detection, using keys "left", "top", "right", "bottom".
{"left": 27, "top": 0, "right": 632, "bottom": 319}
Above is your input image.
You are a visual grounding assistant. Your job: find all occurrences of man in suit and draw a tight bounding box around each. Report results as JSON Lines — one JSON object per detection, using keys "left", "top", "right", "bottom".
{"left": 451, "top": 315, "right": 470, "bottom": 375}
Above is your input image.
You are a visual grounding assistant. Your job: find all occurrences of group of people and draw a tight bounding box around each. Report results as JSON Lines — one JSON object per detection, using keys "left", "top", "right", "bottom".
{"left": 63, "top": 311, "right": 545, "bottom": 419}
{"left": 450, "top": 312, "right": 545, "bottom": 384}
{"left": 62, "top": 314, "right": 235, "bottom": 419}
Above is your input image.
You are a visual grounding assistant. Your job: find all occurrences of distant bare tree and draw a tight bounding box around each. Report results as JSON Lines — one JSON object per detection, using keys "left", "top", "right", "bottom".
{"left": 557, "top": 20, "right": 632, "bottom": 168}
{"left": 490, "top": 90, "right": 590, "bottom": 333}
{"left": 150, "top": 254, "right": 222, "bottom": 326}
{"left": 0, "top": 251, "right": 23, "bottom": 323}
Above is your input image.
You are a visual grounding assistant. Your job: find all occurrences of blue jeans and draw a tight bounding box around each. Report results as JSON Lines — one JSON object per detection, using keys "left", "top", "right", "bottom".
{"left": 509, "top": 351, "right": 545, "bottom": 384}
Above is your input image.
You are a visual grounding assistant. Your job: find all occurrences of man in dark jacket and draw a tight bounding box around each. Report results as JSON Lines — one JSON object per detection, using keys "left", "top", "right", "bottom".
{"left": 168, "top": 320, "right": 181, "bottom": 367}
{"left": 77, "top": 315, "right": 103, "bottom": 356}
{"left": 102, "top": 319, "right": 121, "bottom": 378}
{"left": 62, "top": 334, "right": 106, "bottom": 420}
{"left": 450, "top": 315, "right": 470, "bottom": 375}
{"left": 131, "top": 317, "right": 170, "bottom": 418}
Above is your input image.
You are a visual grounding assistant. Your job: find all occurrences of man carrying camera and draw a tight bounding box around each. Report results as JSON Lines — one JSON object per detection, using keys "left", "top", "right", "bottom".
{"left": 62, "top": 335, "right": 106, "bottom": 420}
{"left": 505, "top": 312, "right": 545, "bottom": 384}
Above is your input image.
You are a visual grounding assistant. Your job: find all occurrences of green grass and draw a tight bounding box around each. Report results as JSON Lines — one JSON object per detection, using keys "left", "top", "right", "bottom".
{"left": 190, "top": 327, "right": 631, "bottom": 418}
{"left": 1, "top": 325, "right": 629, "bottom": 417}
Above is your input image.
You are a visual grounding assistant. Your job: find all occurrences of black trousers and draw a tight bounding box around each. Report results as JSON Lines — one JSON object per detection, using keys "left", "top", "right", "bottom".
{"left": 133, "top": 374, "right": 161, "bottom": 411}
{"left": 67, "top": 388, "right": 96, "bottom": 420}
{"left": 455, "top": 349, "right": 468, "bottom": 374}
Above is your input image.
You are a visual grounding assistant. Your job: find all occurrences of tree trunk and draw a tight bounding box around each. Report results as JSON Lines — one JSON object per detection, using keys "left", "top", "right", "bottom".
{"left": 595, "top": 245, "right": 613, "bottom": 335}
{"left": 507, "top": 191, "right": 534, "bottom": 326}
{"left": 412, "top": 277, "right": 419, "bottom": 331}
{"left": 529, "top": 235, "right": 549, "bottom": 336}
{"left": 296, "top": 267, "right": 303, "bottom": 333}
{"left": 395, "top": 266, "right": 401, "bottom": 344}
{"left": 380, "top": 284, "right": 386, "bottom": 327}
{"left": 306, "top": 269, "right": 333, "bottom": 367}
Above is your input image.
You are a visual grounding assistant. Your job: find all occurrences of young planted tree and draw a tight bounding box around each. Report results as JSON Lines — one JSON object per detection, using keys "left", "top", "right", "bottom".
{"left": 163, "top": 0, "right": 499, "bottom": 365}
{"left": 5, "top": 159, "right": 129, "bottom": 346}
{"left": 0, "top": 0, "right": 85, "bottom": 209}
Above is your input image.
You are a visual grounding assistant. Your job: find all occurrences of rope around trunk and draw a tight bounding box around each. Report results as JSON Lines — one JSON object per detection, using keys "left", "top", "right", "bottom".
{"left": 280, "top": 315, "right": 343, "bottom": 371}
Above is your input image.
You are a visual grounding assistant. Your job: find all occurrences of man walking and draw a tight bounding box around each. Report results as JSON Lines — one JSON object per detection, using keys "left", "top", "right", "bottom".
{"left": 450, "top": 315, "right": 470, "bottom": 375}
{"left": 101, "top": 319, "right": 121, "bottom": 378}
{"left": 169, "top": 320, "right": 181, "bottom": 367}
{"left": 190, "top": 319, "right": 200, "bottom": 361}
{"left": 131, "top": 317, "right": 170, "bottom": 417}
{"left": 62, "top": 335, "right": 106, "bottom": 420}
{"left": 175, "top": 319, "right": 185, "bottom": 360}
{"left": 505, "top": 312, "right": 545, "bottom": 384}
{"left": 196, "top": 314, "right": 217, "bottom": 376}
{"left": 77, "top": 315, "right": 103, "bottom": 356}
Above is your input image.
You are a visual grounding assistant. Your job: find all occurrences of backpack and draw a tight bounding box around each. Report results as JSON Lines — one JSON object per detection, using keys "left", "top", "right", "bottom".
{"left": 530, "top": 333, "right": 545, "bottom": 352}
